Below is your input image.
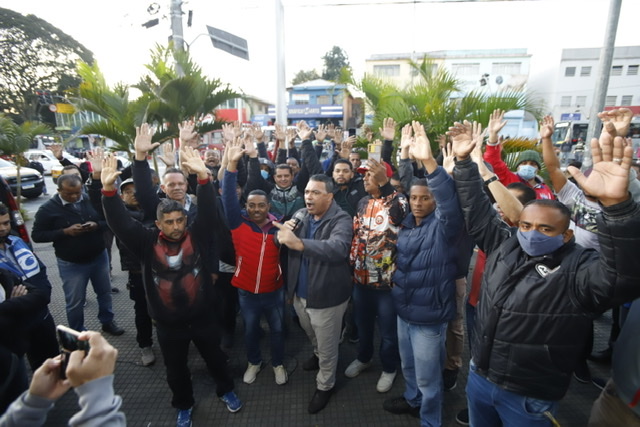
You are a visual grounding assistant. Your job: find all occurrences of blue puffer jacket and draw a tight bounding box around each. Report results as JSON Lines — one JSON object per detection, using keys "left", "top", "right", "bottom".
{"left": 392, "top": 166, "right": 464, "bottom": 325}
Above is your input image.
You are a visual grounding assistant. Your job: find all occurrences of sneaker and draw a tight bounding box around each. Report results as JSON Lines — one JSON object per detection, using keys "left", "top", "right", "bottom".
{"left": 456, "top": 408, "right": 470, "bottom": 425}
{"left": 273, "top": 365, "right": 288, "bottom": 385}
{"left": 303, "top": 354, "right": 319, "bottom": 371}
{"left": 308, "top": 388, "right": 333, "bottom": 414}
{"left": 383, "top": 396, "right": 420, "bottom": 418}
{"left": 140, "top": 346, "right": 155, "bottom": 366}
{"left": 243, "top": 362, "right": 263, "bottom": 384}
{"left": 345, "top": 359, "right": 372, "bottom": 378}
{"left": 376, "top": 371, "right": 397, "bottom": 393}
{"left": 573, "top": 360, "right": 591, "bottom": 384}
{"left": 220, "top": 391, "right": 242, "bottom": 413}
{"left": 102, "top": 321, "right": 124, "bottom": 336}
{"left": 176, "top": 407, "right": 192, "bottom": 427}
{"left": 348, "top": 336, "right": 360, "bottom": 344}
{"left": 443, "top": 368, "right": 459, "bottom": 391}
{"left": 111, "top": 286, "right": 120, "bottom": 293}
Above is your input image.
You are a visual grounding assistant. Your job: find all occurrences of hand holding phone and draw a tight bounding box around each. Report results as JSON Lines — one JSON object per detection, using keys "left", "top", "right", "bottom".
{"left": 57, "top": 325, "right": 89, "bottom": 379}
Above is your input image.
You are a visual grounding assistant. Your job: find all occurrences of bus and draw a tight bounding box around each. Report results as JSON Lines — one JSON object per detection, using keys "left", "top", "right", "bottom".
{"left": 553, "top": 117, "right": 640, "bottom": 157}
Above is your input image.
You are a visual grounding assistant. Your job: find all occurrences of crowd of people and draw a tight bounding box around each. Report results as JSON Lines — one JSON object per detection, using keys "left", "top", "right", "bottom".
{"left": 0, "top": 107, "right": 639, "bottom": 427}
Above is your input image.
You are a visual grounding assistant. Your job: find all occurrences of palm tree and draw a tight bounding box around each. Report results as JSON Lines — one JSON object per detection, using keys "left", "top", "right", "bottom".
{"left": 0, "top": 115, "right": 51, "bottom": 206}
{"left": 345, "top": 56, "right": 545, "bottom": 154}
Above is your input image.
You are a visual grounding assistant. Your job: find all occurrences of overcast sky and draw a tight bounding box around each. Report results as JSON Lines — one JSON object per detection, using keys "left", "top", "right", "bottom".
{"left": 3, "top": 0, "right": 639, "bottom": 103}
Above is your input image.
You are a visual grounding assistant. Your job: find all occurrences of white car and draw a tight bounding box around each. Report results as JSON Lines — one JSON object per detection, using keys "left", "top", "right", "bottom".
{"left": 24, "top": 150, "right": 62, "bottom": 175}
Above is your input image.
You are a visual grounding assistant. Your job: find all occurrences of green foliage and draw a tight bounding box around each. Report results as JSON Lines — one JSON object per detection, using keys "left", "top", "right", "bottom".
{"left": 322, "top": 46, "right": 351, "bottom": 82}
{"left": 346, "top": 56, "right": 544, "bottom": 154}
{"left": 0, "top": 115, "right": 51, "bottom": 205}
{"left": 74, "top": 44, "right": 237, "bottom": 154}
{"left": 0, "top": 7, "right": 93, "bottom": 122}
{"left": 292, "top": 69, "right": 321, "bottom": 85}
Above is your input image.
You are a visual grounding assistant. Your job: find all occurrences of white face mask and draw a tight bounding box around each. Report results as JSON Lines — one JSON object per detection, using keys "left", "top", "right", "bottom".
{"left": 517, "top": 164, "right": 537, "bottom": 181}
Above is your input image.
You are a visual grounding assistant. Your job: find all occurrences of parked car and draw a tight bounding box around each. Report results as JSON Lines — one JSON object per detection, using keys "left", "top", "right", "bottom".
{"left": 0, "top": 175, "right": 32, "bottom": 247}
{"left": 0, "top": 158, "right": 45, "bottom": 199}
{"left": 51, "top": 151, "right": 85, "bottom": 183}
{"left": 25, "top": 149, "right": 62, "bottom": 175}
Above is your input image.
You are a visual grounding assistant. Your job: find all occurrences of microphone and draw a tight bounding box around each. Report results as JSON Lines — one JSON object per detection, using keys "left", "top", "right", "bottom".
{"left": 290, "top": 210, "right": 306, "bottom": 231}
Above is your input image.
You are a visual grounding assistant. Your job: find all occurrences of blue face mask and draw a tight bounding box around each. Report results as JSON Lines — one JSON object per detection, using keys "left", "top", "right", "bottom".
{"left": 517, "top": 164, "right": 537, "bottom": 181}
{"left": 517, "top": 229, "right": 565, "bottom": 257}
{"left": 260, "top": 170, "right": 269, "bottom": 180}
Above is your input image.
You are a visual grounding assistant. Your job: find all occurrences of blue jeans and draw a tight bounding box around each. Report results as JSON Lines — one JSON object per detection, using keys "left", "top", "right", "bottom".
{"left": 238, "top": 287, "right": 285, "bottom": 366}
{"left": 467, "top": 363, "right": 559, "bottom": 426}
{"left": 57, "top": 250, "right": 114, "bottom": 331}
{"left": 397, "top": 318, "right": 447, "bottom": 427}
{"left": 353, "top": 284, "right": 399, "bottom": 373}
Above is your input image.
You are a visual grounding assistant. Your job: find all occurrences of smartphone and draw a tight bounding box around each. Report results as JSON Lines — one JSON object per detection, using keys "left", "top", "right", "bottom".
{"left": 57, "top": 325, "right": 89, "bottom": 379}
{"left": 81, "top": 223, "right": 91, "bottom": 228}
{"left": 368, "top": 143, "right": 382, "bottom": 163}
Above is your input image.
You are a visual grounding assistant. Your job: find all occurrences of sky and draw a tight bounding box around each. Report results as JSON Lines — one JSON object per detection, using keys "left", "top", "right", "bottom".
{"left": 2, "top": 0, "right": 639, "bottom": 104}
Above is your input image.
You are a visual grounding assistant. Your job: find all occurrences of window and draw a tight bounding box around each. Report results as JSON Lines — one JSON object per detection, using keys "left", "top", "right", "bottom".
{"left": 605, "top": 96, "right": 617, "bottom": 106}
{"left": 580, "top": 66, "right": 591, "bottom": 77}
{"left": 565, "top": 67, "right": 576, "bottom": 77}
{"left": 576, "top": 96, "right": 587, "bottom": 107}
{"left": 451, "top": 63, "right": 480, "bottom": 76}
{"left": 621, "top": 95, "right": 633, "bottom": 106}
{"left": 561, "top": 96, "right": 572, "bottom": 107}
{"left": 316, "top": 95, "right": 331, "bottom": 105}
{"left": 628, "top": 65, "right": 639, "bottom": 76}
{"left": 220, "top": 99, "right": 237, "bottom": 109}
{"left": 373, "top": 65, "right": 400, "bottom": 77}
{"left": 491, "top": 62, "right": 522, "bottom": 76}
{"left": 611, "top": 65, "right": 623, "bottom": 76}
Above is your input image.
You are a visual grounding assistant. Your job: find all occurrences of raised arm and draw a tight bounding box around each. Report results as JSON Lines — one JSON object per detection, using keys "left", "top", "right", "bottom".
{"left": 132, "top": 124, "right": 161, "bottom": 215}
{"left": 483, "top": 110, "right": 518, "bottom": 185}
{"left": 222, "top": 138, "right": 246, "bottom": 230}
{"left": 540, "top": 115, "right": 567, "bottom": 192}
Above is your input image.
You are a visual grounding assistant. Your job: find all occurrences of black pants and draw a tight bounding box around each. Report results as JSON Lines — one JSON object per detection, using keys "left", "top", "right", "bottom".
{"left": 128, "top": 272, "right": 153, "bottom": 348}
{"left": 156, "top": 318, "right": 234, "bottom": 410}
{"left": 215, "top": 272, "right": 237, "bottom": 336}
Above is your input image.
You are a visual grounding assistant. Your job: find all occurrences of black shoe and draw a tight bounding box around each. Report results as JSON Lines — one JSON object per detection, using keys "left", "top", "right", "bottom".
{"left": 456, "top": 408, "right": 469, "bottom": 425}
{"left": 308, "top": 388, "right": 333, "bottom": 414}
{"left": 111, "top": 287, "right": 120, "bottom": 294}
{"left": 443, "top": 368, "right": 458, "bottom": 391}
{"left": 102, "top": 321, "right": 124, "bottom": 336}
{"left": 303, "top": 354, "right": 319, "bottom": 371}
{"left": 383, "top": 396, "right": 420, "bottom": 418}
{"left": 589, "top": 347, "right": 613, "bottom": 364}
{"left": 573, "top": 360, "right": 591, "bottom": 383}
{"left": 591, "top": 377, "right": 607, "bottom": 390}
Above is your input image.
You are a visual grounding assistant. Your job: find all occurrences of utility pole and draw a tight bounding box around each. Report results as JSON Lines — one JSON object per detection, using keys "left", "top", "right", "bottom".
{"left": 583, "top": 0, "right": 622, "bottom": 169}
{"left": 275, "top": 0, "right": 287, "bottom": 125}
{"left": 170, "top": 0, "right": 185, "bottom": 76}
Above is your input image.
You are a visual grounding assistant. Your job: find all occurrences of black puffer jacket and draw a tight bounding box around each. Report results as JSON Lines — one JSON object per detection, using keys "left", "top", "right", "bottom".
{"left": 454, "top": 157, "right": 640, "bottom": 401}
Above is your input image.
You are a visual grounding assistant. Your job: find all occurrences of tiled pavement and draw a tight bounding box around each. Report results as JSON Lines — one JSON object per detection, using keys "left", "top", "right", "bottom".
{"left": 25, "top": 219, "right": 612, "bottom": 426}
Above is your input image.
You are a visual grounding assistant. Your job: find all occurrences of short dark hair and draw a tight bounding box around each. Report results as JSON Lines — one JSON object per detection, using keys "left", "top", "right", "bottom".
{"left": 334, "top": 159, "right": 353, "bottom": 170}
{"left": 309, "top": 174, "right": 334, "bottom": 193}
{"left": 163, "top": 168, "right": 186, "bottom": 180}
{"left": 0, "top": 202, "right": 8, "bottom": 216}
{"left": 286, "top": 157, "right": 299, "bottom": 165}
{"left": 409, "top": 178, "right": 430, "bottom": 192}
{"left": 156, "top": 198, "right": 186, "bottom": 220}
{"left": 248, "top": 189, "right": 269, "bottom": 199}
{"left": 58, "top": 174, "right": 82, "bottom": 189}
{"left": 506, "top": 182, "right": 536, "bottom": 205}
{"left": 523, "top": 199, "right": 571, "bottom": 230}
{"left": 275, "top": 164, "right": 293, "bottom": 175}
{"left": 62, "top": 164, "right": 82, "bottom": 175}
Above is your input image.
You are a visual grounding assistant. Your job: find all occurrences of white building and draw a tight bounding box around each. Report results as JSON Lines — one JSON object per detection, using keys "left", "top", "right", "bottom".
{"left": 551, "top": 46, "right": 640, "bottom": 121}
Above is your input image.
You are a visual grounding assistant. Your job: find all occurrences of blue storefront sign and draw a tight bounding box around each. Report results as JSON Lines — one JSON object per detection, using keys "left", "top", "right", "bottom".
{"left": 560, "top": 113, "right": 581, "bottom": 121}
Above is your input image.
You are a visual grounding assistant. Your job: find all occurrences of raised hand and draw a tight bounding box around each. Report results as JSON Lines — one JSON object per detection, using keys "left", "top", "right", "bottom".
{"left": 274, "top": 123, "right": 286, "bottom": 142}
{"left": 367, "top": 157, "right": 389, "bottom": 186}
{"left": 447, "top": 120, "right": 476, "bottom": 160}
{"left": 158, "top": 142, "right": 176, "bottom": 167}
{"left": 86, "top": 147, "right": 105, "bottom": 177}
{"left": 100, "top": 154, "right": 121, "bottom": 191}
{"left": 243, "top": 132, "right": 258, "bottom": 158}
{"left": 488, "top": 109, "right": 507, "bottom": 143}
{"left": 227, "top": 137, "right": 246, "bottom": 165}
{"left": 333, "top": 128, "right": 344, "bottom": 146}
{"left": 539, "top": 115, "right": 555, "bottom": 139}
{"left": 441, "top": 141, "right": 455, "bottom": 175}
{"left": 180, "top": 146, "right": 208, "bottom": 180}
{"left": 178, "top": 121, "right": 199, "bottom": 148}
{"left": 598, "top": 108, "right": 633, "bottom": 138}
{"left": 326, "top": 123, "right": 336, "bottom": 139}
{"left": 49, "top": 143, "right": 63, "bottom": 160}
{"left": 134, "top": 123, "right": 160, "bottom": 160}
{"left": 221, "top": 123, "right": 235, "bottom": 144}
{"left": 315, "top": 124, "right": 328, "bottom": 142}
{"left": 470, "top": 138, "right": 492, "bottom": 179}
{"left": 296, "top": 120, "right": 313, "bottom": 141}
{"left": 380, "top": 117, "right": 397, "bottom": 141}
{"left": 339, "top": 135, "right": 356, "bottom": 159}
{"left": 410, "top": 121, "right": 437, "bottom": 173}
{"left": 251, "top": 123, "right": 265, "bottom": 142}
{"left": 286, "top": 128, "right": 297, "bottom": 149}
{"left": 568, "top": 136, "right": 632, "bottom": 206}
{"left": 399, "top": 124, "right": 413, "bottom": 160}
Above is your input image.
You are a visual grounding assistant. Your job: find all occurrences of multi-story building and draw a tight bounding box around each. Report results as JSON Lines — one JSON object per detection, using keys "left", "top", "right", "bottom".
{"left": 552, "top": 46, "right": 640, "bottom": 121}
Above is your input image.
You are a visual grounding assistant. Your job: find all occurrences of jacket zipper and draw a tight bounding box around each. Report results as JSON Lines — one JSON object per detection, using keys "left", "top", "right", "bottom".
{"left": 255, "top": 233, "right": 267, "bottom": 293}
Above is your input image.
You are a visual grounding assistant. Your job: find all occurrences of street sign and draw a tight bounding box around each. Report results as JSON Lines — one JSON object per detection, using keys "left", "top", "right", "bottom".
{"left": 206, "top": 25, "right": 249, "bottom": 60}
